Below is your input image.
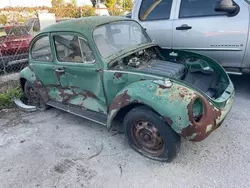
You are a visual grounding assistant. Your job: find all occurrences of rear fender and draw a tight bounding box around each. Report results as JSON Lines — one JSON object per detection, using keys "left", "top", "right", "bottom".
{"left": 20, "top": 66, "right": 49, "bottom": 103}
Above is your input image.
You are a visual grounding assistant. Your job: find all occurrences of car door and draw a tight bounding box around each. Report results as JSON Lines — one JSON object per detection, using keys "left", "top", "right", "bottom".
{"left": 30, "top": 34, "right": 63, "bottom": 102}
{"left": 134, "top": 0, "right": 175, "bottom": 49}
{"left": 51, "top": 32, "right": 107, "bottom": 114}
{"left": 172, "top": 0, "right": 249, "bottom": 68}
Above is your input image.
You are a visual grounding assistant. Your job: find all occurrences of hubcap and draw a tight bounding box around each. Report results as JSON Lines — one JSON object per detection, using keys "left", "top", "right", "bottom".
{"left": 132, "top": 121, "right": 164, "bottom": 155}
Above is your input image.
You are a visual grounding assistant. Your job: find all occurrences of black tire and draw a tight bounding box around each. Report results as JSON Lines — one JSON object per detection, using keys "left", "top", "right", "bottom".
{"left": 24, "top": 81, "right": 48, "bottom": 110}
{"left": 124, "top": 106, "right": 181, "bottom": 162}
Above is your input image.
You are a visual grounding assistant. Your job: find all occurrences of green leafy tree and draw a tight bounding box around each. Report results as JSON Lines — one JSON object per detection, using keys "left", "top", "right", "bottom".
{"left": 123, "top": 0, "right": 133, "bottom": 11}
{"left": 51, "top": 0, "right": 65, "bottom": 7}
{"left": 105, "top": 0, "right": 116, "bottom": 8}
{"left": 0, "top": 14, "right": 8, "bottom": 25}
{"left": 117, "top": 0, "right": 122, "bottom": 6}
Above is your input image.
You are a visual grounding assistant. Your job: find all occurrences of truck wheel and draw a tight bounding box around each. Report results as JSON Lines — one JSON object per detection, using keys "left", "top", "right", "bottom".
{"left": 24, "top": 81, "right": 48, "bottom": 110}
{"left": 124, "top": 106, "right": 180, "bottom": 162}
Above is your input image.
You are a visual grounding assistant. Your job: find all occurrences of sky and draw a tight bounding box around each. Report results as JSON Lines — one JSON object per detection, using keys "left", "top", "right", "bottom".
{"left": 0, "top": 0, "right": 92, "bottom": 8}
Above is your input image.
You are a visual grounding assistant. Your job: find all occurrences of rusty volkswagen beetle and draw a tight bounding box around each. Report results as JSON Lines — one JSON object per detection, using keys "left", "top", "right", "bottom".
{"left": 18, "top": 16, "right": 234, "bottom": 162}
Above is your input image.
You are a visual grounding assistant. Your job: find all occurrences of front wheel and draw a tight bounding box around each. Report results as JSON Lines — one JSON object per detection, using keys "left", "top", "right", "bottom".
{"left": 124, "top": 106, "right": 181, "bottom": 162}
{"left": 24, "top": 81, "right": 48, "bottom": 110}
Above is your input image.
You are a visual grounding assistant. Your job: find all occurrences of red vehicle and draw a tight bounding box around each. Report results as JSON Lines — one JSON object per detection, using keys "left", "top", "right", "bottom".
{"left": 0, "top": 25, "right": 33, "bottom": 73}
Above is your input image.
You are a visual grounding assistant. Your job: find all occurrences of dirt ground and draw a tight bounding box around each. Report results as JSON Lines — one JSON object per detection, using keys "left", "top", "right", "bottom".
{"left": 0, "top": 75, "right": 250, "bottom": 188}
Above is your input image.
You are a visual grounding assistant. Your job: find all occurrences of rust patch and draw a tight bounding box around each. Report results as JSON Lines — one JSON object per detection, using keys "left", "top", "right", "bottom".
{"left": 62, "top": 90, "right": 98, "bottom": 104}
{"left": 36, "top": 79, "right": 49, "bottom": 103}
{"left": 177, "top": 86, "right": 194, "bottom": 100}
{"left": 46, "top": 84, "right": 99, "bottom": 104}
{"left": 95, "top": 69, "right": 103, "bottom": 73}
{"left": 159, "top": 85, "right": 169, "bottom": 90}
{"left": 115, "top": 73, "right": 123, "bottom": 79}
{"left": 168, "top": 90, "right": 181, "bottom": 101}
{"left": 177, "top": 86, "right": 189, "bottom": 93}
{"left": 28, "top": 68, "right": 50, "bottom": 104}
{"left": 55, "top": 67, "right": 66, "bottom": 80}
{"left": 83, "top": 90, "right": 98, "bottom": 100}
{"left": 181, "top": 94, "right": 216, "bottom": 142}
{"left": 164, "top": 117, "right": 173, "bottom": 126}
{"left": 214, "top": 108, "right": 222, "bottom": 120}
{"left": 109, "top": 90, "right": 132, "bottom": 120}
{"left": 179, "top": 93, "right": 185, "bottom": 99}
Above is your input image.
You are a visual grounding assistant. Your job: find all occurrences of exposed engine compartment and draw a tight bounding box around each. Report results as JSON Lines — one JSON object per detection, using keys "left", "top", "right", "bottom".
{"left": 112, "top": 48, "right": 158, "bottom": 70}
{"left": 110, "top": 47, "right": 229, "bottom": 99}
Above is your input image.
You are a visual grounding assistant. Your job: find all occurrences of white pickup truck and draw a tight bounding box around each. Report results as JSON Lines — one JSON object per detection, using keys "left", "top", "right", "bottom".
{"left": 132, "top": 0, "right": 250, "bottom": 75}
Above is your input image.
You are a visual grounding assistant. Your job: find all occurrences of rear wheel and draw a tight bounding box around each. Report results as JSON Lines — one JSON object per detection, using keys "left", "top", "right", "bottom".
{"left": 24, "top": 81, "right": 48, "bottom": 110}
{"left": 124, "top": 106, "right": 181, "bottom": 162}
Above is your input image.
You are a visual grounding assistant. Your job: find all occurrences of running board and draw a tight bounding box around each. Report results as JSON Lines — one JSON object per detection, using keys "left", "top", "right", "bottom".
{"left": 226, "top": 71, "right": 242, "bottom": 75}
{"left": 47, "top": 101, "right": 107, "bottom": 126}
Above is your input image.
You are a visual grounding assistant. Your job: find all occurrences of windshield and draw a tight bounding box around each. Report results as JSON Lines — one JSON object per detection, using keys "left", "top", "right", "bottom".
{"left": 93, "top": 21, "right": 151, "bottom": 58}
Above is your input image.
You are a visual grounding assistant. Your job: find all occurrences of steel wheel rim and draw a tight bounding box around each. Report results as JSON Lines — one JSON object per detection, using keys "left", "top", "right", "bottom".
{"left": 28, "top": 87, "right": 40, "bottom": 106}
{"left": 132, "top": 120, "right": 165, "bottom": 156}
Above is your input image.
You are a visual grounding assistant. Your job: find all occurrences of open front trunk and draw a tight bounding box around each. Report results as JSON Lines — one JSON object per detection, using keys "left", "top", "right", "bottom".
{"left": 111, "top": 46, "right": 230, "bottom": 100}
{"left": 141, "top": 59, "right": 228, "bottom": 99}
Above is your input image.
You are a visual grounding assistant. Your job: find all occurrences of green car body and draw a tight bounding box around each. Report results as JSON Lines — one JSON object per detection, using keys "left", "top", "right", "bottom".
{"left": 19, "top": 16, "right": 234, "bottom": 144}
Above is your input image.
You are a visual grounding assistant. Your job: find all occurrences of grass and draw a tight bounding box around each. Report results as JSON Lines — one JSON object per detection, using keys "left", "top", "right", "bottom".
{"left": 0, "top": 80, "right": 23, "bottom": 110}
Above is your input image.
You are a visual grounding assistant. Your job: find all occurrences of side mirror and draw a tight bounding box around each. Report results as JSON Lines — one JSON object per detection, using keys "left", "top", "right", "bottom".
{"left": 214, "top": 0, "right": 238, "bottom": 14}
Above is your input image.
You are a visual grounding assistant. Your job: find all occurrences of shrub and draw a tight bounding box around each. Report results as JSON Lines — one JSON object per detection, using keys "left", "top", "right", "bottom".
{"left": 81, "top": 6, "right": 96, "bottom": 17}
{"left": 0, "top": 86, "right": 22, "bottom": 109}
{"left": 109, "top": 8, "right": 124, "bottom": 16}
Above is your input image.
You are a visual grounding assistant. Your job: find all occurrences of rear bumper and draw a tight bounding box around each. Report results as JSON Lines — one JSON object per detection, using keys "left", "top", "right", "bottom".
{"left": 180, "top": 91, "right": 235, "bottom": 142}
{"left": 14, "top": 99, "right": 37, "bottom": 112}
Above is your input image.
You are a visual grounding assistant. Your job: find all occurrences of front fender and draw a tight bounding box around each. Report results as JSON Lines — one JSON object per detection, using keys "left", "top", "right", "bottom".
{"left": 20, "top": 66, "right": 49, "bottom": 103}
{"left": 107, "top": 80, "right": 215, "bottom": 141}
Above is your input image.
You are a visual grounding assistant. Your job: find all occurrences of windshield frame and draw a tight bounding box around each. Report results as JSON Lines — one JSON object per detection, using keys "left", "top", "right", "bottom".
{"left": 245, "top": 0, "right": 250, "bottom": 4}
{"left": 92, "top": 20, "right": 152, "bottom": 59}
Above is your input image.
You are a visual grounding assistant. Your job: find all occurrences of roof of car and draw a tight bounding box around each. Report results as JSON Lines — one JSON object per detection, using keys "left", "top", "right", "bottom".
{"left": 41, "top": 16, "right": 131, "bottom": 35}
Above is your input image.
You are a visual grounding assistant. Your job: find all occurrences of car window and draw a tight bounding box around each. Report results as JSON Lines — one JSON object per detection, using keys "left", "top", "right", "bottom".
{"left": 179, "top": 0, "right": 226, "bottom": 18}
{"left": 31, "top": 35, "right": 52, "bottom": 62}
{"left": 79, "top": 38, "right": 95, "bottom": 63}
{"left": 54, "top": 35, "right": 94, "bottom": 64}
{"left": 139, "top": 0, "right": 173, "bottom": 21}
{"left": 93, "top": 21, "right": 150, "bottom": 58}
{"left": 110, "top": 24, "right": 145, "bottom": 46}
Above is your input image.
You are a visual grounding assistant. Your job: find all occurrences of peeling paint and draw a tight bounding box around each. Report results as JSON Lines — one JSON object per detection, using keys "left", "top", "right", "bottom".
{"left": 164, "top": 117, "right": 173, "bottom": 126}
{"left": 19, "top": 17, "right": 235, "bottom": 144}
{"left": 206, "top": 124, "right": 213, "bottom": 133}
{"left": 106, "top": 80, "right": 234, "bottom": 142}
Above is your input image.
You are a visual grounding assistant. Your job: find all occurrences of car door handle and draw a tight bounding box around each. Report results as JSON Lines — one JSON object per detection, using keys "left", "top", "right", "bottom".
{"left": 176, "top": 24, "right": 192, "bottom": 30}
{"left": 55, "top": 68, "right": 65, "bottom": 73}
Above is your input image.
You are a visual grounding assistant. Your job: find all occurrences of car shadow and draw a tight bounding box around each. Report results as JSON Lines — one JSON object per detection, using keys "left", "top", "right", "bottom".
{"left": 229, "top": 74, "right": 250, "bottom": 99}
